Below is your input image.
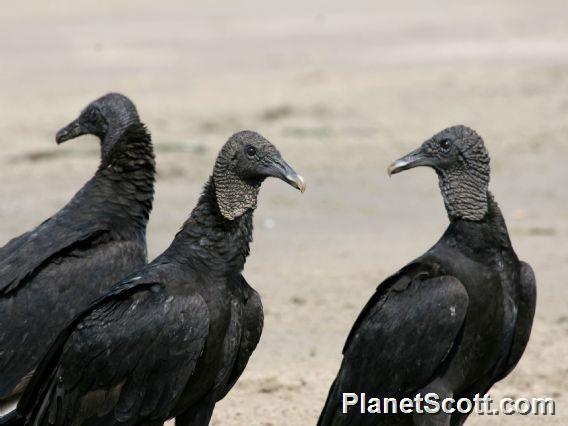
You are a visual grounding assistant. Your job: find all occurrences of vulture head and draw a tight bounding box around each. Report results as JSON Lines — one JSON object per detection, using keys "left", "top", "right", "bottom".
{"left": 388, "top": 125, "right": 491, "bottom": 221}
{"left": 213, "top": 130, "right": 306, "bottom": 220}
{"left": 55, "top": 93, "right": 140, "bottom": 159}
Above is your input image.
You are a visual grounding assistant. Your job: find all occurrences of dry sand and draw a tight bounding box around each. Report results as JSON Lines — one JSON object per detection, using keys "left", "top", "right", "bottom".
{"left": 0, "top": 1, "right": 566, "bottom": 424}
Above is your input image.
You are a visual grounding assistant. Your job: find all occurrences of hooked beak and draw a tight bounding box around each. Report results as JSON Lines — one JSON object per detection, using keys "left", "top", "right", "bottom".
{"left": 55, "top": 118, "right": 85, "bottom": 144}
{"left": 263, "top": 159, "right": 306, "bottom": 193}
{"left": 387, "top": 147, "right": 432, "bottom": 176}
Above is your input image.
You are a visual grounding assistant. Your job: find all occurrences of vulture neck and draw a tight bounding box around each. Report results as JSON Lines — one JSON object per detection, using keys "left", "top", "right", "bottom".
{"left": 169, "top": 177, "right": 254, "bottom": 274}
{"left": 94, "top": 123, "right": 155, "bottom": 232}
{"left": 100, "top": 115, "right": 139, "bottom": 160}
{"left": 437, "top": 167, "right": 489, "bottom": 222}
{"left": 444, "top": 191, "right": 513, "bottom": 257}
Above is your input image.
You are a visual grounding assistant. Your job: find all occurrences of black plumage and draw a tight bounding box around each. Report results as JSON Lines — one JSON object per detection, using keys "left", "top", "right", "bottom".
{"left": 0, "top": 94, "right": 155, "bottom": 411}
{"left": 318, "top": 125, "right": 536, "bottom": 425}
{"left": 5, "top": 131, "right": 305, "bottom": 425}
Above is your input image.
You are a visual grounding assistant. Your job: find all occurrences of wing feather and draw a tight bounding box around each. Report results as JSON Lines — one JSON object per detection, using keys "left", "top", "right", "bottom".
{"left": 320, "top": 270, "right": 468, "bottom": 425}
{"left": 0, "top": 216, "right": 110, "bottom": 295}
{"left": 218, "top": 275, "right": 263, "bottom": 400}
{"left": 18, "top": 263, "right": 209, "bottom": 425}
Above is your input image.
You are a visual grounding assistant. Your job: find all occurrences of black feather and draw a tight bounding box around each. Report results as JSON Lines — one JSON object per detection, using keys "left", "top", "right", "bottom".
{"left": 319, "top": 126, "right": 536, "bottom": 425}
{"left": 7, "top": 130, "right": 304, "bottom": 425}
{"left": 0, "top": 122, "right": 155, "bottom": 406}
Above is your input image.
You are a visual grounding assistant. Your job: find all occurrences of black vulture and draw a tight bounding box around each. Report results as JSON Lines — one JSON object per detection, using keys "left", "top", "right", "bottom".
{"left": 318, "top": 125, "right": 536, "bottom": 425}
{"left": 0, "top": 93, "right": 155, "bottom": 413}
{"left": 3, "top": 131, "right": 305, "bottom": 426}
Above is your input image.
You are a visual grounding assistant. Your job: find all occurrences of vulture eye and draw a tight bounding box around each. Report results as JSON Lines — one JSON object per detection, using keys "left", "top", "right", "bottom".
{"left": 245, "top": 146, "right": 257, "bottom": 157}
{"left": 439, "top": 138, "right": 451, "bottom": 150}
{"left": 86, "top": 108, "right": 101, "bottom": 123}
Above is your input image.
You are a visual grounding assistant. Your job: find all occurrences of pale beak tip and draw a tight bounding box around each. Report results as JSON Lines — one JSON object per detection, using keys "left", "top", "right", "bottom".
{"left": 288, "top": 174, "right": 306, "bottom": 193}
{"left": 387, "top": 160, "right": 406, "bottom": 177}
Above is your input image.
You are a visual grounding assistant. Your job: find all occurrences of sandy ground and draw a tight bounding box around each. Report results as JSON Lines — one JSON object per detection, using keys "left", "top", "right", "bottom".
{"left": 1, "top": 1, "right": 567, "bottom": 424}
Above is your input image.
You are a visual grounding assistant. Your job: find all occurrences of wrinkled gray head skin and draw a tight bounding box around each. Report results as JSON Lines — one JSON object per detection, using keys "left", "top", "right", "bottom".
{"left": 388, "top": 125, "right": 491, "bottom": 221}
{"left": 55, "top": 93, "right": 140, "bottom": 159}
{"left": 213, "top": 130, "right": 305, "bottom": 220}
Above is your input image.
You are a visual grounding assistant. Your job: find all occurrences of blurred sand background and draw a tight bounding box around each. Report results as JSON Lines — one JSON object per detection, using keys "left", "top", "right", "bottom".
{"left": 1, "top": 0, "right": 567, "bottom": 424}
